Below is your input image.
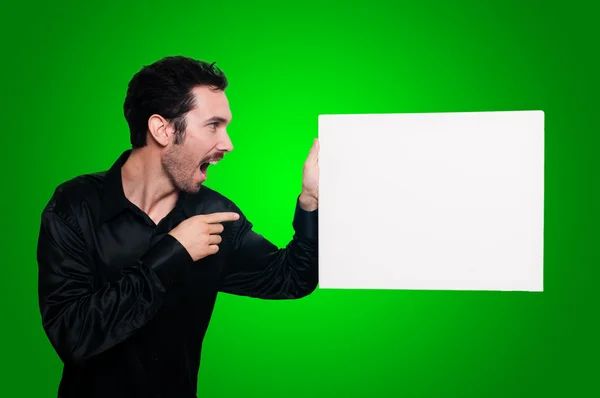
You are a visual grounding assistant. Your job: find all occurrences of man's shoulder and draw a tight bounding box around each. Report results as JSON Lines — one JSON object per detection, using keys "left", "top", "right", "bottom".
{"left": 42, "top": 171, "right": 108, "bottom": 216}
{"left": 189, "top": 185, "right": 243, "bottom": 214}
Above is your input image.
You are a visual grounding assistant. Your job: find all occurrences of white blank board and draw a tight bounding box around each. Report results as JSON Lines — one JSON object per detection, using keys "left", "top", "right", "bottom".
{"left": 318, "top": 110, "right": 544, "bottom": 292}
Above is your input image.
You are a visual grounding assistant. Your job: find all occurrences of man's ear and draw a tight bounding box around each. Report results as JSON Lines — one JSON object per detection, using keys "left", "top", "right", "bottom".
{"left": 147, "top": 114, "right": 170, "bottom": 147}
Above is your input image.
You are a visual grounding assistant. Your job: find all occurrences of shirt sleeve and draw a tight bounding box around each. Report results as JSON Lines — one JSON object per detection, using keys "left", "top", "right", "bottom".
{"left": 218, "top": 197, "right": 319, "bottom": 299}
{"left": 37, "top": 208, "right": 193, "bottom": 365}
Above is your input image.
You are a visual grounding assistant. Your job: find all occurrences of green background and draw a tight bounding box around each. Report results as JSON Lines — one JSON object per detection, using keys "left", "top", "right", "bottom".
{"left": 2, "top": 0, "right": 598, "bottom": 396}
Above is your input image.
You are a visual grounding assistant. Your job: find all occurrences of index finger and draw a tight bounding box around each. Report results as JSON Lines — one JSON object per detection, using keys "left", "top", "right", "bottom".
{"left": 199, "top": 212, "right": 240, "bottom": 223}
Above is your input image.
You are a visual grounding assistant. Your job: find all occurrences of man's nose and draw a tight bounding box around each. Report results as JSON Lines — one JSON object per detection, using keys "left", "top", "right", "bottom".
{"left": 218, "top": 130, "right": 234, "bottom": 153}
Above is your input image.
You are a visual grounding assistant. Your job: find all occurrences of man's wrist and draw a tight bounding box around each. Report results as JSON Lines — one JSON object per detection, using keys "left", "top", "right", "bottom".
{"left": 299, "top": 192, "right": 318, "bottom": 212}
{"left": 294, "top": 194, "right": 318, "bottom": 241}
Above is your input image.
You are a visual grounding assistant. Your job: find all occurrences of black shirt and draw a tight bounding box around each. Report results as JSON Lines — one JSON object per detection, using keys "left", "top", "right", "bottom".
{"left": 36, "top": 150, "right": 319, "bottom": 398}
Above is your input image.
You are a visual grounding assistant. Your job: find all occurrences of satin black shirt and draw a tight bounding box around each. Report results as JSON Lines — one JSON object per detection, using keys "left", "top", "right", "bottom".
{"left": 36, "top": 150, "right": 319, "bottom": 398}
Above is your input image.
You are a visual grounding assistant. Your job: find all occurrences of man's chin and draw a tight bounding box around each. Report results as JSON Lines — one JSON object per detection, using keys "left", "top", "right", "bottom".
{"left": 175, "top": 181, "right": 203, "bottom": 194}
{"left": 186, "top": 184, "right": 203, "bottom": 194}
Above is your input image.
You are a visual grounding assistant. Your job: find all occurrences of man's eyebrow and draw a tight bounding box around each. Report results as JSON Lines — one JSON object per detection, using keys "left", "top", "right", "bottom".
{"left": 204, "top": 116, "right": 229, "bottom": 124}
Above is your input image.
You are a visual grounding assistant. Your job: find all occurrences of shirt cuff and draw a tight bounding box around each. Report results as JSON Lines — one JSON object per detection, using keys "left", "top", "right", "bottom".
{"left": 292, "top": 196, "right": 318, "bottom": 241}
{"left": 138, "top": 234, "right": 194, "bottom": 290}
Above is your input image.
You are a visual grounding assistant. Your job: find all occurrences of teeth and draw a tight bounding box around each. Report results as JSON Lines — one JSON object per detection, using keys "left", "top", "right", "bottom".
{"left": 209, "top": 160, "right": 217, "bottom": 165}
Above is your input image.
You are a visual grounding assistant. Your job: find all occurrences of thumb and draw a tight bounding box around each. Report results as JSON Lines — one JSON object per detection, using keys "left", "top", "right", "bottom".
{"left": 308, "top": 138, "right": 319, "bottom": 160}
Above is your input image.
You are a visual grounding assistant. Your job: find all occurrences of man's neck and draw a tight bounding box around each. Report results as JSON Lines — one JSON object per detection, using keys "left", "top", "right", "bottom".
{"left": 121, "top": 148, "right": 180, "bottom": 224}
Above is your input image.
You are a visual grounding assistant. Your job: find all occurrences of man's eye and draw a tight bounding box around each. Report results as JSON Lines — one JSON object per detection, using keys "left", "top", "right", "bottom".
{"left": 208, "top": 122, "right": 218, "bottom": 129}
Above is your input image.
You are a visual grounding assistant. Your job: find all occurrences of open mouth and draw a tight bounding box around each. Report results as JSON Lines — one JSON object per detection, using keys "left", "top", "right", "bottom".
{"left": 199, "top": 157, "right": 222, "bottom": 177}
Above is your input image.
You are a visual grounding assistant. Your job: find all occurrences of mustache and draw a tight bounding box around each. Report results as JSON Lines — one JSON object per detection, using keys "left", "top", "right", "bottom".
{"left": 201, "top": 153, "right": 225, "bottom": 163}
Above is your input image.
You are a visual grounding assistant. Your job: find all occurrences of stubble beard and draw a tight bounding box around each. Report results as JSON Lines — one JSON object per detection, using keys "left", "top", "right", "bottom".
{"left": 162, "top": 143, "right": 202, "bottom": 193}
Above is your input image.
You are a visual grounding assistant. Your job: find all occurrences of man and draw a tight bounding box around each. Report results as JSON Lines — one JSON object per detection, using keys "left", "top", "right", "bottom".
{"left": 36, "top": 56, "right": 319, "bottom": 398}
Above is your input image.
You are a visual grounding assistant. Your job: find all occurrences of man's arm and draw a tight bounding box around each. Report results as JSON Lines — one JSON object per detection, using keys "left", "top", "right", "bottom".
{"left": 37, "top": 209, "right": 193, "bottom": 365}
{"left": 218, "top": 197, "right": 318, "bottom": 299}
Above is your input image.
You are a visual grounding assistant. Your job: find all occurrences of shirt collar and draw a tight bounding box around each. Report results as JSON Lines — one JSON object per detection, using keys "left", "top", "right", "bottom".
{"left": 100, "top": 149, "right": 198, "bottom": 224}
{"left": 99, "top": 150, "right": 133, "bottom": 224}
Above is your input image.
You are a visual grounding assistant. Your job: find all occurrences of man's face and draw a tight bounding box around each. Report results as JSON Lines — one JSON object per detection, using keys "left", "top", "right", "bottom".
{"left": 162, "top": 86, "right": 234, "bottom": 193}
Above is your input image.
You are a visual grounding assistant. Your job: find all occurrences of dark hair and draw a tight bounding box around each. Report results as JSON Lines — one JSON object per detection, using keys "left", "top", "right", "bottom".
{"left": 123, "top": 56, "right": 228, "bottom": 148}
